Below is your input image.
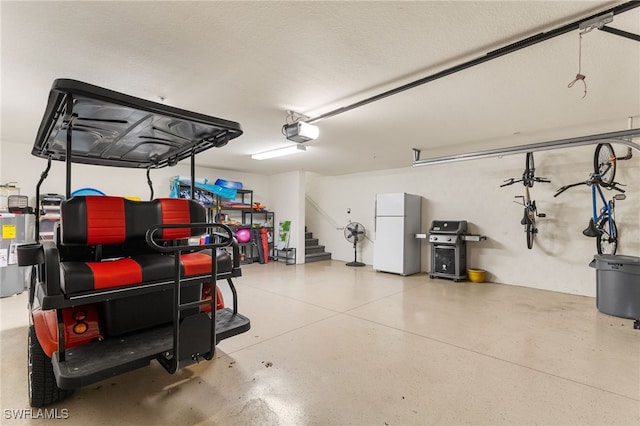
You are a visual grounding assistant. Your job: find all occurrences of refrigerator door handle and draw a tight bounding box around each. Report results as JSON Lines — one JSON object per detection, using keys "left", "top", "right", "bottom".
{"left": 374, "top": 197, "right": 376, "bottom": 233}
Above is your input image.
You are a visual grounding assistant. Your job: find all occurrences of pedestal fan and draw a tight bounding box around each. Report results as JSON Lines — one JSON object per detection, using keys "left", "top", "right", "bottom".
{"left": 344, "top": 222, "right": 366, "bottom": 267}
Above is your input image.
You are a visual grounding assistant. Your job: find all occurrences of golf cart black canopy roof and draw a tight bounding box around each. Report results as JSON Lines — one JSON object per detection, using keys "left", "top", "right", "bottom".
{"left": 32, "top": 79, "right": 243, "bottom": 168}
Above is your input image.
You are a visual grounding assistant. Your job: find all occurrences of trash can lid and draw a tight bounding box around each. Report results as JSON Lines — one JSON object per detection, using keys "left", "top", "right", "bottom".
{"left": 591, "top": 254, "right": 640, "bottom": 274}
{"left": 594, "top": 254, "right": 640, "bottom": 264}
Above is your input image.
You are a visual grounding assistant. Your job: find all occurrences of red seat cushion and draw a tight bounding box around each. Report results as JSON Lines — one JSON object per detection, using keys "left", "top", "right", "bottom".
{"left": 180, "top": 252, "right": 214, "bottom": 276}
{"left": 60, "top": 252, "right": 232, "bottom": 294}
{"left": 61, "top": 258, "right": 145, "bottom": 294}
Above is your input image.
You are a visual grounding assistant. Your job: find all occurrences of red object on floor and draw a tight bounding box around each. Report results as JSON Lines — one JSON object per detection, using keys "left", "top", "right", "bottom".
{"left": 260, "top": 227, "right": 270, "bottom": 263}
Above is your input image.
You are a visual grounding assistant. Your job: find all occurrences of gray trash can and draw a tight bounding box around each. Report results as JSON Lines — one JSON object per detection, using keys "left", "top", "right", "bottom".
{"left": 589, "top": 254, "right": 640, "bottom": 323}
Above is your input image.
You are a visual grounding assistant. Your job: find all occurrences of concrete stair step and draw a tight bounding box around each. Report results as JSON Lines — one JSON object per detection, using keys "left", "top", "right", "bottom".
{"left": 305, "top": 245, "right": 325, "bottom": 254}
{"left": 304, "top": 228, "right": 331, "bottom": 263}
{"left": 305, "top": 252, "right": 332, "bottom": 263}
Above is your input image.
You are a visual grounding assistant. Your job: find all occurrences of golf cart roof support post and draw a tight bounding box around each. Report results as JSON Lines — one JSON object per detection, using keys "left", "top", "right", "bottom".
{"left": 65, "top": 116, "right": 74, "bottom": 200}
{"left": 190, "top": 148, "right": 196, "bottom": 200}
{"left": 35, "top": 157, "right": 53, "bottom": 237}
{"left": 305, "top": 1, "right": 640, "bottom": 125}
{"left": 64, "top": 92, "right": 77, "bottom": 200}
{"left": 411, "top": 128, "right": 640, "bottom": 167}
{"left": 146, "top": 167, "right": 154, "bottom": 201}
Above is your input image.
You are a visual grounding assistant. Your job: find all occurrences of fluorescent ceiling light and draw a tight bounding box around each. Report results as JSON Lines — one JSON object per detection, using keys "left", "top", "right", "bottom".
{"left": 282, "top": 121, "right": 319, "bottom": 143}
{"left": 251, "top": 144, "right": 306, "bottom": 160}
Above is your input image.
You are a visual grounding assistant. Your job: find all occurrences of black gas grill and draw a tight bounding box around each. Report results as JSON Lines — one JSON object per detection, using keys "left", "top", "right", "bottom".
{"left": 428, "top": 220, "right": 469, "bottom": 281}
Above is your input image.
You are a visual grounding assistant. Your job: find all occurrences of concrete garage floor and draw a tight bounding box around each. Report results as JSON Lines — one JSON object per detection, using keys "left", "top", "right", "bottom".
{"left": 1, "top": 260, "right": 639, "bottom": 425}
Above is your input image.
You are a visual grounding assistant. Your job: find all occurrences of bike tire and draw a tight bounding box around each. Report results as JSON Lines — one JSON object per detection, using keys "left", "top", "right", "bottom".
{"left": 594, "top": 143, "right": 616, "bottom": 185}
{"left": 596, "top": 216, "right": 618, "bottom": 255}
{"left": 525, "top": 152, "right": 535, "bottom": 187}
{"left": 526, "top": 221, "right": 534, "bottom": 249}
{"left": 524, "top": 206, "right": 535, "bottom": 249}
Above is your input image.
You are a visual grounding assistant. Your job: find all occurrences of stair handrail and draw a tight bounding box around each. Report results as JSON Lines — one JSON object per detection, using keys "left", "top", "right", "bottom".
{"left": 305, "top": 195, "right": 343, "bottom": 230}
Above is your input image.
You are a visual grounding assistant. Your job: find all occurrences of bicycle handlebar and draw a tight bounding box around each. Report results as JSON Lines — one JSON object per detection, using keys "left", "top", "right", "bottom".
{"left": 554, "top": 177, "right": 626, "bottom": 197}
{"left": 500, "top": 176, "right": 550, "bottom": 187}
{"left": 554, "top": 182, "right": 585, "bottom": 197}
{"left": 600, "top": 180, "right": 626, "bottom": 193}
{"left": 500, "top": 178, "right": 519, "bottom": 187}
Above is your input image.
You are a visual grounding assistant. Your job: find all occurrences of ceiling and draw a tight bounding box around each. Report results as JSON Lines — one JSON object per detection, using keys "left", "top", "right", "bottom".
{"left": 2, "top": 1, "right": 639, "bottom": 176}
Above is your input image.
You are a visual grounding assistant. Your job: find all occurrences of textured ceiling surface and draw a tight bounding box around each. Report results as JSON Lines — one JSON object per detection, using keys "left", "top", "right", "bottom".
{"left": 2, "top": 1, "right": 639, "bottom": 176}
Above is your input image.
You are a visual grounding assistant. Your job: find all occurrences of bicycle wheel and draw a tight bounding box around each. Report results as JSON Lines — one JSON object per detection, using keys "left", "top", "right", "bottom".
{"left": 524, "top": 152, "right": 535, "bottom": 187}
{"left": 524, "top": 206, "right": 534, "bottom": 249}
{"left": 526, "top": 221, "right": 534, "bottom": 249}
{"left": 594, "top": 143, "right": 616, "bottom": 185}
{"left": 596, "top": 216, "right": 618, "bottom": 255}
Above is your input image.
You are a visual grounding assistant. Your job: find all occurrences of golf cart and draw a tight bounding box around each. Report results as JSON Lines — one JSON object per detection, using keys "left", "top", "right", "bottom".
{"left": 18, "top": 79, "right": 251, "bottom": 407}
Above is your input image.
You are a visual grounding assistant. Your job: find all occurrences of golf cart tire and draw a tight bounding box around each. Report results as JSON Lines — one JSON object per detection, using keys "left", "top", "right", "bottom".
{"left": 28, "top": 325, "right": 74, "bottom": 407}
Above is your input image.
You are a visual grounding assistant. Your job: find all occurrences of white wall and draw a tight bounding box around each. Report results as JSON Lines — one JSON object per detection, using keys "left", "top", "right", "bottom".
{"left": 306, "top": 144, "right": 640, "bottom": 297}
{"left": 0, "top": 141, "right": 269, "bottom": 206}
{"left": 267, "top": 171, "right": 306, "bottom": 264}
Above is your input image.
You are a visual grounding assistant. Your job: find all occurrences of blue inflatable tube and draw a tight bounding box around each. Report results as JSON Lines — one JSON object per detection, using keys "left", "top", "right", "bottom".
{"left": 200, "top": 182, "right": 237, "bottom": 199}
{"left": 214, "top": 178, "right": 243, "bottom": 190}
{"left": 170, "top": 178, "right": 237, "bottom": 201}
{"left": 71, "top": 187, "right": 105, "bottom": 196}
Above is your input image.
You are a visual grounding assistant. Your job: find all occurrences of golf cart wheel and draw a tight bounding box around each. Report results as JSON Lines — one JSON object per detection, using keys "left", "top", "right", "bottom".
{"left": 28, "top": 325, "right": 74, "bottom": 407}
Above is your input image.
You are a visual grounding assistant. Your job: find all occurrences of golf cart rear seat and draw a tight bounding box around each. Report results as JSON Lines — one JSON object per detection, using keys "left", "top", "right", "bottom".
{"left": 24, "top": 196, "right": 242, "bottom": 308}
{"left": 58, "top": 196, "right": 239, "bottom": 295}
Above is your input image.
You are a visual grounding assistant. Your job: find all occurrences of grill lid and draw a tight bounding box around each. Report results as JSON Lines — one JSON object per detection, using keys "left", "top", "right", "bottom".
{"left": 429, "top": 220, "right": 468, "bottom": 234}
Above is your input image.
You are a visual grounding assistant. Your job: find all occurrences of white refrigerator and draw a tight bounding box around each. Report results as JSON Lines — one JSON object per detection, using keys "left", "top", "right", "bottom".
{"left": 373, "top": 193, "right": 422, "bottom": 275}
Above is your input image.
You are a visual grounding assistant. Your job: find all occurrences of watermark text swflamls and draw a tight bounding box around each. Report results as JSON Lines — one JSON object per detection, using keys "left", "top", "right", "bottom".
{"left": 4, "top": 408, "right": 70, "bottom": 420}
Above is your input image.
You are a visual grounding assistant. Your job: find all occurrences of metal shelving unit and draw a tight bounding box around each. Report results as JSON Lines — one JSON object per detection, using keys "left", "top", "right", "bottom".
{"left": 216, "top": 190, "right": 274, "bottom": 263}
{"left": 177, "top": 186, "right": 275, "bottom": 263}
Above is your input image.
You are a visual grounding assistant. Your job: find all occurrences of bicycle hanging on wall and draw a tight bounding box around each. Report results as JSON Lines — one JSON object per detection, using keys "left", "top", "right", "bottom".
{"left": 554, "top": 143, "right": 626, "bottom": 255}
{"left": 500, "top": 152, "right": 551, "bottom": 249}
